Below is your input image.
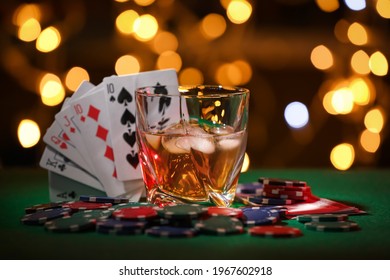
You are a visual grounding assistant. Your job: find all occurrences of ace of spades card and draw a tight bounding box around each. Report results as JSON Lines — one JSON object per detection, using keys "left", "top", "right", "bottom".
{"left": 103, "top": 68, "right": 180, "bottom": 181}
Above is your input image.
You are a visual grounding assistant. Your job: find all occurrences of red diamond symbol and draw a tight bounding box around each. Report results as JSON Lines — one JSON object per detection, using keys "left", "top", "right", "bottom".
{"left": 87, "top": 105, "right": 100, "bottom": 122}
{"left": 104, "top": 146, "right": 114, "bottom": 161}
{"left": 70, "top": 127, "right": 76, "bottom": 133}
{"left": 62, "top": 133, "right": 70, "bottom": 141}
{"left": 96, "top": 125, "right": 108, "bottom": 141}
{"left": 80, "top": 116, "right": 86, "bottom": 122}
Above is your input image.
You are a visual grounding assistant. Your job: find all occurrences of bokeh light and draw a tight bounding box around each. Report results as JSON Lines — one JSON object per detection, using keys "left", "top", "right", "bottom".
{"left": 226, "top": 0, "right": 252, "bottom": 24}
{"left": 241, "top": 152, "right": 250, "bottom": 173}
{"left": 344, "top": 0, "right": 366, "bottom": 11}
{"left": 36, "top": 26, "right": 61, "bottom": 53}
{"left": 330, "top": 143, "right": 355, "bottom": 171}
{"left": 18, "top": 18, "right": 41, "bottom": 42}
{"left": 133, "top": 14, "right": 158, "bottom": 41}
{"left": 376, "top": 0, "right": 390, "bottom": 19}
{"left": 284, "top": 102, "right": 309, "bottom": 129}
{"left": 12, "top": 3, "right": 41, "bottom": 26}
{"left": 360, "top": 129, "right": 381, "bottom": 153}
{"left": 200, "top": 13, "right": 227, "bottom": 40}
{"left": 331, "top": 87, "right": 354, "bottom": 114}
{"left": 134, "top": 0, "right": 155, "bottom": 6}
{"left": 349, "top": 77, "right": 371, "bottom": 106}
{"left": 152, "top": 31, "right": 178, "bottom": 54}
{"left": 315, "top": 0, "right": 339, "bottom": 12}
{"left": 351, "top": 50, "right": 370, "bottom": 75}
{"left": 115, "top": 55, "right": 141, "bottom": 75}
{"left": 311, "top": 45, "right": 333, "bottom": 70}
{"left": 17, "top": 119, "right": 41, "bottom": 148}
{"left": 364, "top": 107, "right": 385, "bottom": 133}
{"left": 115, "top": 10, "right": 138, "bottom": 35}
{"left": 39, "top": 73, "right": 65, "bottom": 106}
{"left": 179, "top": 68, "right": 204, "bottom": 85}
{"left": 369, "top": 51, "right": 388, "bottom": 76}
{"left": 334, "top": 19, "right": 350, "bottom": 43}
{"left": 347, "top": 22, "right": 368, "bottom": 46}
{"left": 156, "top": 51, "right": 182, "bottom": 71}
{"left": 65, "top": 67, "right": 90, "bottom": 92}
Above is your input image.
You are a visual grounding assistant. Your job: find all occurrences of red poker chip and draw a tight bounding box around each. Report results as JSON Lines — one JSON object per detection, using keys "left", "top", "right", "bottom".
{"left": 249, "top": 225, "right": 303, "bottom": 238}
{"left": 207, "top": 207, "right": 243, "bottom": 218}
{"left": 112, "top": 206, "right": 159, "bottom": 220}
{"left": 263, "top": 184, "right": 311, "bottom": 193}
{"left": 262, "top": 190, "right": 311, "bottom": 201}
{"left": 62, "top": 201, "right": 112, "bottom": 211}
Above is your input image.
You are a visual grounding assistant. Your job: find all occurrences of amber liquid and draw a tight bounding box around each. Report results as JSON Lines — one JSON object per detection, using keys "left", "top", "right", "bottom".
{"left": 137, "top": 122, "right": 247, "bottom": 207}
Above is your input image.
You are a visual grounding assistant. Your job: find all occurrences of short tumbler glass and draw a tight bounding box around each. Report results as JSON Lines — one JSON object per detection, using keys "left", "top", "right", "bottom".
{"left": 135, "top": 85, "right": 250, "bottom": 207}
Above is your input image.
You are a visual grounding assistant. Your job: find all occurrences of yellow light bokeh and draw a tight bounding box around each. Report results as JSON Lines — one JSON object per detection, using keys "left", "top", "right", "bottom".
{"left": 310, "top": 45, "right": 334, "bottom": 70}
{"left": 349, "top": 77, "right": 370, "bottom": 106}
{"left": 13, "top": 3, "right": 41, "bottom": 26}
{"left": 17, "top": 119, "right": 41, "bottom": 148}
{"left": 322, "top": 91, "right": 338, "bottom": 115}
{"left": 330, "top": 143, "right": 355, "bottom": 171}
{"left": 134, "top": 0, "right": 155, "bottom": 6}
{"left": 315, "top": 0, "right": 339, "bottom": 12}
{"left": 156, "top": 51, "right": 182, "bottom": 71}
{"left": 36, "top": 26, "right": 61, "bottom": 53}
{"left": 115, "top": 55, "right": 141, "bottom": 75}
{"left": 227, "top": 0, "right": 252, "bottom": 24}
{"left": 360, "top": 129, "right": 381, "bottom": 153}
{"left": 369, "top": 51, "right": 388, "bottom": 76}
{"left": 18, "top": 18, "right": 41, "bottom": 42}
{"left": 233, "top": 59, "right": 252, "bottom": 84}
{"left": 39, "top": 73, "right": 65, "bottom": 106}
{"left": 334, "top": 19, "right": 350, "bottom": 43}
{"left": 179, "top": 67, "right": 204, "bottom": 85}
{"left": 347, "top": 22, "right": 368, "bottom": 46}
{"left": 115, "top": 10, "right": 139, "bottom": 35}
{"left": 350, "top": 50, "right": 370, "bottom": 75}
{"left": 152, "top": 31, "right": 178, "bottom": 54}
{"left": 215, "top": 63, "right": 242, "bottom": 86}
{"left": 220, "top": 0, "right": 231, "bottom": 9}
{"left": 241, "top": 152, "right": 250, "bottom": 172}
{"left": 364, "top": 107, "right": 385, "bottom": 133}
{"left": 331, "top": 87, "right": 354, "bottom": 114}
{"left": 133, "top": 14, "right": 158, "bottom": 41}
{"left": 376, "top": 0, "right": 390, "bottom": 19}
{"left": 200, "top": 13, "right": 227, "bottom": 40}
{"left": 65, "top": 67, "right": 90, "bottom": 92}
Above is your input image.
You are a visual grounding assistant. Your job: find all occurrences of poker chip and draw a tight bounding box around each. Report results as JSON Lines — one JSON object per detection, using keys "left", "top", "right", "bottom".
{"left": 44, "top": 215, "right": 95, "bottom": 233}
{"left": 207, "top": 206, "right": 243, "bottom": 218}
{"left": 62, "top": 201, "right": 113, "bottom": 211}
{"left": 157, "top": 204, "right": 207, "bottom": 220}
{"left": 305, "top": 221, "right": 360, "bottom": 232}
{"left": 145, "top": 226, "right": 199, "bottom": 238}
{"left": 72, "top": 209, "right": 114, "bottom": 222}
{"left": 79, "top": 195, "right": 129, "bottom": 204}
{"left": 297, "top": 214, "right": 349, "bottom": 223}
{"left": 262, "top": 184, "right": 311, "bottom": 193}
{"left": 20, "top": 208, "right": 72, "bottom": 225}
{"left": 236, "top": 182, "right": 263, "bottom": 195}
{"left": 249, "top": 196, "right": 296, "bottom": 205}
{"left": 249, "top": 225, "right": 303, "bottom": 238}
{"left": 258, "top": 177, "right": 307, "bottom": 187}
{"left": 96, "top": 227, "right": 143, "bottom": 235}
{"left": 195, "top": 216, "right": 244, "bottom": 235}
{"left": 262, "top": 191, "right": 310, "bottom": 201}
{"left": 112, "top": 202, "right": 155, "bottom": 210}
{"left": 96, "top": 219, "right": 147, "bottom": 231}
{"left": 24, "top": 202, "right": 63, "bottom": 214}
{"left": 241, "top": 207, "right": 280, "bottom": 226}
{"left": 112, "top": 206, "right": 159, "bottom": 220}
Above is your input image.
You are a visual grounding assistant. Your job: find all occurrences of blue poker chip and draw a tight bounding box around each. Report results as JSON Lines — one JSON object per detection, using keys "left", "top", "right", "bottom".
{"left": 96, "top": 226, "right": 144, "bottom": 235}
{"left": 21, "top": 208, "right": 72, "bottom": 225}
{"left": 96, "top": 219, "right": 147, "bottom": 231}
{"left": 79, "top": 195, "right": 129, "bottom": 204}
{"left": 249, "top": 196, "right": 296, "bottom": 205}
{"left": 241, "top": 207, "right": 280, "bottom": 226}
{"left": 236, "top": 182, "right": 263, "bottom": 195}
{"left": 145, "top": 226, "right": 199, "bottom": 238}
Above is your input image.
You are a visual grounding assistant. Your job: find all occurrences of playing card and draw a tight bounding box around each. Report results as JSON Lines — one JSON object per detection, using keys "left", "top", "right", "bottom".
{"left": 39, "top": 146, "right": 104, "bottom": 191}
{"left": 71, "top": 87, "right": 144, "bottom": 200}
{"left": 103, "top": 69, "right": 180, "bottom": 181}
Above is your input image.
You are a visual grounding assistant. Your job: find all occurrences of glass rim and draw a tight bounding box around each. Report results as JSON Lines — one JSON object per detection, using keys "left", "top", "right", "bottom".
{"left": 135, "top": 84, "right": 250, "bottom": 97}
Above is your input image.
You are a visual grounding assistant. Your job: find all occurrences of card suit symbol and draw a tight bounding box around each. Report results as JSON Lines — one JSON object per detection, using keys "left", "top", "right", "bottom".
{"left": 80, "top": 116, "right": 86, "bottom": 122}
{"left": 110, "top": 96, "right": 116, "bottom": 102}
{"left": 60, "top": 142, "right": 67, "bottom": 149}
{"left": 126, "top": 152, "right": 139, "bottom": 169}
{"left": 87, "top": 105, "right": 100, "bottom": 122}
{"left": 104, "top": 145, "right": 114, "bottom": 161}
{"left": 70, "top": 127, "right": 76, "bottom": 133}
{"left": 158, "top": 96, "right": 171, "bottom": 114}
{"left": 123, "top": 131, "right": 136, "bottom": 147}
{"left": 96, "top": 125, "right": 109, "bottom": 141}
{"left": 120, "top": 109, "right": 136, "bottom": 126}
{"left": 62, "top": 133, "right": 70, "bottom": 141}
{"left": 69, "top": 191, "right": 76, "bottom": 199}
{"left": 153, "top": 83, "right": 168, "bottom": 95}
{"left": 118, "top": 87, "right": 132, "bottom": 105}
{"left": 57, "top": 192, "right": 67, "bottom": 199}
{"left": 58, "top": 164, "right": 66, "bottom": 171}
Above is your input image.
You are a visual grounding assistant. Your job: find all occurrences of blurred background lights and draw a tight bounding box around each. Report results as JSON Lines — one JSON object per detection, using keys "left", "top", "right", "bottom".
{"left": 241, "top": 152, "right": 250, "bottom": 173}
{"left": 344, "top": 0, "right": 366, "bottom": 11}
{"left": 179, "top": 67, "right": 204, "bottom": 85}
{"left": 349, "top": 77, "right": 371, "bottom": 106}
{"left": 36, "top": 26, "right": 61, "bottom": 53}
{"left": 39, "top": 73, "right": 65, "bottom": 106}
{"left": 334, "top": 19, "right": 350, "bottom": 43}
{"left": 376, "top": 0, "right": 390, "bottom": 19}
{"left": 134, "top": 0, "right": 155, "bottom": 6}
{"left": 152, "top": 31, "right": 178, "bottom": 54}
{"left": 364, "top": 108, "right": 385, "bottom": 133}
{"left": 311, "top": 45, "right": 333, "bottom": 70}
{"left": 227, "top": 0, "right": 252, "bottom": 24}
{"left": 18, "top": 18, "right": 41, "bottom": 42}
{"left": 369, "top": 51, "right": 388, "bottom": 76}
{"left": 65, "top": 67, "right": 90, "bottom": 92}
{"left": 12, "top": 3, "right": 41, "bottom": 26}
{"left": 133, "top": 14, "right": 158, "bottom": 41}
{"left": 323, "top": 91, "right": 338, "bottom": 115}
{"left": 284, "top": 102, "right": 309, "bottom": 129}
{"left": 156, "top": 51, "right": 182, "bottom": 71}
{"left": 330, "top": 143, "right": 355, "bottom": 171}
{"left": 115, "top": 55, "right": 141, "bottom": 75}
{"left": 347, "top": 22, "right": 368, "bottom": 46}
{"left": 360, "top": 129, "right": 381, "bottom": 153}
{"left": 315, "top": 0, "right": 339, "bottom": 12}
{"left": 331, "top": 87, "right": 354, "bottom": 114}
{"left": 200, "top": 13, "right": 227, "bottom": 40}
{"left": 115, "top": 10, "right": 138, "bottom": 35}
{"left": 17, "top": 119, "right": 41, "bottom": 148}
{"left": 351, "top": 50, "right": 370, "bottom": 75}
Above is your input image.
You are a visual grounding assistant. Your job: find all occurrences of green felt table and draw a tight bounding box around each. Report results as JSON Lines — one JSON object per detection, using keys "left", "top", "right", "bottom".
{"left": 1, "top": 168, "right": 389, "bottom": 260}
